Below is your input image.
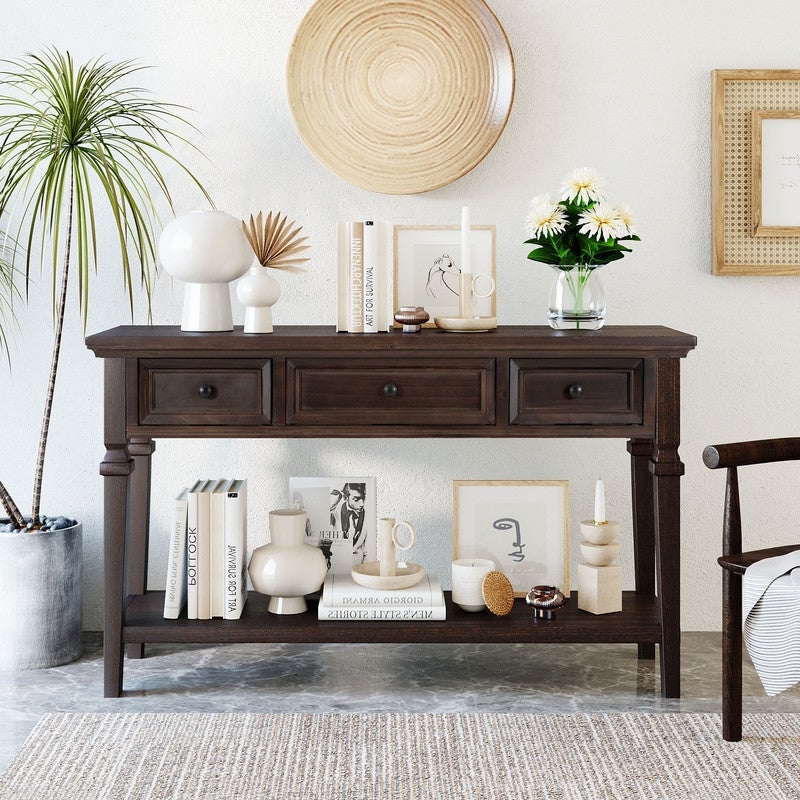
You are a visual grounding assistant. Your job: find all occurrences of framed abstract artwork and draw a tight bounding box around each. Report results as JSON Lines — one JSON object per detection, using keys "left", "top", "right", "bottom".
{"left": 453, "top": 480, "right": 570, "bottom": 596}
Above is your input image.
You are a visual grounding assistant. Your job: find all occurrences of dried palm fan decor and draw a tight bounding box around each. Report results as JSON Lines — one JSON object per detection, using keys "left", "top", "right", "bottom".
{"left": 242, "top": 211, "right": 310, "bottom": 272}
{"left": 237, "top": 211, "right": 310, "bottom": 333}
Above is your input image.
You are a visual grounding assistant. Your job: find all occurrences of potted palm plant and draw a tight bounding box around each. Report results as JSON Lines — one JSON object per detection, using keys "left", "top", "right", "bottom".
{"left": 0, "top": 48, "right": 211, "bottom": 670}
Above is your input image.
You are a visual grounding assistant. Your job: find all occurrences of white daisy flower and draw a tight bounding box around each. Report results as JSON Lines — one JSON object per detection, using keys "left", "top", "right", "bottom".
{"left": 559, "top": 167, "right": 607, "bottom": 204}
{"left": 525, "top": 194, "right": 568, "bottom": 238}
{"left": 611, "top": 202, "right": 637, "bottom": 237}
{"left": 578, "top": 203, "right": 627, "bottom": 241}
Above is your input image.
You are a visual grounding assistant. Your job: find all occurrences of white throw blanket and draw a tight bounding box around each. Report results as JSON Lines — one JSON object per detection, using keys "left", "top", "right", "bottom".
{"left": 742, "top": 549, "right": 800, "bottom": 696}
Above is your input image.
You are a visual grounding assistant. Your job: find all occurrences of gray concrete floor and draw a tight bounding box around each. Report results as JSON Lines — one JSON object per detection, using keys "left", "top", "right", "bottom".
{"left": 2, "top": 632, "right": 798, "bottom": 772}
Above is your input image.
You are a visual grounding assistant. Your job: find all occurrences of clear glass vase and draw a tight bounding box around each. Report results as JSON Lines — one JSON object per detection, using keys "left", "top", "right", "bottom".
{"left": 548, "top": 265, "right": 606, "bottom": 330}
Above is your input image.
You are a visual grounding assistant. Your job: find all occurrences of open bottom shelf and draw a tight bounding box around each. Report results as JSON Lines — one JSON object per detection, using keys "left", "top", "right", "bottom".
{"left": 123, "top": 591, "right": 661, "bottom": 646}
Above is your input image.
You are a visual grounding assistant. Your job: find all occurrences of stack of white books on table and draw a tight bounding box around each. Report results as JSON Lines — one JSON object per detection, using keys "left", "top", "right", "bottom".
{"left": 163, "top": 478, "right": 248, "bottom": 621}
{"left": 336, "top": 220, "right": 393, "bottom": 333}
{"left": 317, "top": 572, "right": 446, "bottom": 621}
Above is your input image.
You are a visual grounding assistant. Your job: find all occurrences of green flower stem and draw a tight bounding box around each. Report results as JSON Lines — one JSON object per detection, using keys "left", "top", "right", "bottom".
{"left": 563, "top": 266, "right": 593, "bottom": 310}
{"left": 560, "top": 265, "right": 594, "bottom": 330}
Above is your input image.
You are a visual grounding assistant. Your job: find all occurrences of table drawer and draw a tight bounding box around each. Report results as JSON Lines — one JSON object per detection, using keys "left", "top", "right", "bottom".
{"left": 509, "top": 359, "right": 647, "bottom": 426}
{"left": 287, "top": 358, "right": 495, "bottom": 426}
{"left": 139, "top": 359, "right": 271, "bottom": 426}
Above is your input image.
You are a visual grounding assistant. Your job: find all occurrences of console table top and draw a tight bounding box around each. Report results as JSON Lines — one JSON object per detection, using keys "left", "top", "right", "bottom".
{"left": 86, "top": 324, "right": 697, "bottom": 357}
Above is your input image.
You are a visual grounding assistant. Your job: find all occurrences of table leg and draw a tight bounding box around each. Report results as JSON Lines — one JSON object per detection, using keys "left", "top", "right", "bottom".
{"left": 100, "top": 359, "right": 133, "bottom": 698}
{"left": 651, "top": 357, "right": 684, "bottom": 699}
{"left": 125, "top": 438, "right": 155, "bottom": 660}
{"left": 628, "top": 438, "right": 656, "bottom": 661}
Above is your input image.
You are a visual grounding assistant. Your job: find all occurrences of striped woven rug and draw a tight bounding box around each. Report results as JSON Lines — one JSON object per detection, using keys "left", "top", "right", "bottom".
{"left": 1, "top": 712, "right": 799, "bottom": 799}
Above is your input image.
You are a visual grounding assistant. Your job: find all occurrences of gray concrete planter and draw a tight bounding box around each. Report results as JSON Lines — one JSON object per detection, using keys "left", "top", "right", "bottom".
{"left": 0, "top": 520, "right": 82, "bottom": 670}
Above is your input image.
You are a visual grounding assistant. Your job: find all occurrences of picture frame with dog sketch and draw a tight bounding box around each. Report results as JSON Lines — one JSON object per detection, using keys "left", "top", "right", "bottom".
{"left": 392, "top": 225, "right": 496, "bottom": 326}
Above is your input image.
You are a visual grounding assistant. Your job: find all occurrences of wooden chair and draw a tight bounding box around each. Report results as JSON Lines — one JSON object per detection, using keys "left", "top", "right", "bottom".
{"left": 702, "top": 437, "right": 800, "bottom": 741}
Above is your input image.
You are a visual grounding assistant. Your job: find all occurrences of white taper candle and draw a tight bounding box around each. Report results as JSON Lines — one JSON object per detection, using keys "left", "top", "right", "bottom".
{"left": 461, "top": 205, "right": 471, "bottom": 275}
{"left": 594, "top": 478, "right": 606, "bottom": 524}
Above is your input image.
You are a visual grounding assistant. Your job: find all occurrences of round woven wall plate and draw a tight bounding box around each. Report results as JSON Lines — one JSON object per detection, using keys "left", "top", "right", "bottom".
{"left": 286, "top": 0, "right": 515, "bottom": 194}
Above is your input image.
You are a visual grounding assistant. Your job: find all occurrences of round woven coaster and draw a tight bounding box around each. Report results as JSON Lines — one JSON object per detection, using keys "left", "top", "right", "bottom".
{"left": 481, "top": 571, "right": 514, "bottom": 616}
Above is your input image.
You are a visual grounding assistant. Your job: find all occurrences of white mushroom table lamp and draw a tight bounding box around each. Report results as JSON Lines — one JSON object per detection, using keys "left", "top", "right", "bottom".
{"left": 159, "top": 210, "right": 254, "bottom": 332}
{"left": 237, "top": 211, "right": 310, "bottom": 333}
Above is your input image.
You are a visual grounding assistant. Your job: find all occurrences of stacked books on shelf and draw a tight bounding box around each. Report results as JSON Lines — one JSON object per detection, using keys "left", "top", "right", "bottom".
{"left": 317, "top": 572, "right": 446, "bottom": 620}
{"left": 163, "top": 478, "right": 248, "bottom": 620}
{"left": 337, "top": 220, "right": 393, "bottom": 333}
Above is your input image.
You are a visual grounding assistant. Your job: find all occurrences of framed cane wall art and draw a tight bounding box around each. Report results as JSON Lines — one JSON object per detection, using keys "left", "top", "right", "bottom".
{"left": 712, "top": 69, "right": 800, "bottom": 275}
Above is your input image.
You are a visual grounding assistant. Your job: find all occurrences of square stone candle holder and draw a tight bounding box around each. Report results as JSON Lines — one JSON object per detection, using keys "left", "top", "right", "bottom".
{"left": 577, "top": 520, "right": 622, "bottom": 615}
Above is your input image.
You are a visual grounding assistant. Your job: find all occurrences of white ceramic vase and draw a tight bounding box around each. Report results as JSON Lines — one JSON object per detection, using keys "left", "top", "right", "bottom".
{"left": 248, "top": 509, "right": 327, "bottom": 614}
{"left": 159, "top": 210, "right": 253, "bottom": 332}
{"left": 236, "top": 265, "right": 281, "bottom": 333}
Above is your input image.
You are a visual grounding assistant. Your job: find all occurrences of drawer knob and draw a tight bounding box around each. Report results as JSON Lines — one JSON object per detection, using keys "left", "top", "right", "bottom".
{"left": 382, "top": 382, "right": 399, "bottom": 398}
{"left": 568, "top": 383, "right": 584, "bottom": 399}
{"left": 197, "top": 384, "right": 215, "bottom": 400}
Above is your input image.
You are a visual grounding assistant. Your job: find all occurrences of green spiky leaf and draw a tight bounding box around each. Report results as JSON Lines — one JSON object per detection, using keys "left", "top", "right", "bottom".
{"left": 0, "top": 47, "right": 214, "bottom": 327}
{"left": 0, "top": 47, "right": 214, "bottom": 524}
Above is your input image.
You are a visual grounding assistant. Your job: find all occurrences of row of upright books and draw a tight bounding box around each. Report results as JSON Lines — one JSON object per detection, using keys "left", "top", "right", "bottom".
{"left": 163, "top": 479, "right": 247, "bottom": 620}
{"left": 336, "top": 220, "right": 393, "bottom": 333}
{"left": 318, "top": 572, "right": 446, "bottom": 621}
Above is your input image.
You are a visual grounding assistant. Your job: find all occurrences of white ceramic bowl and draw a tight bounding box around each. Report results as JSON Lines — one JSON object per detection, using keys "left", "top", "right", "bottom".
{"left": 351, "top": 561, "right": 425, "bottom": 590}
{"left": 580, "top": 541, "right": 620, "bottom": 566}
{"left": 579, "top": 520, "right": 619, "bottom": 545}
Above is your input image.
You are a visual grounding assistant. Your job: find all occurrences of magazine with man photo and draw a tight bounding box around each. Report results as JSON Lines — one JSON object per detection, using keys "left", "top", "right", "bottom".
{"left": 289, "top": 477, "right": 377, "bottom": 574}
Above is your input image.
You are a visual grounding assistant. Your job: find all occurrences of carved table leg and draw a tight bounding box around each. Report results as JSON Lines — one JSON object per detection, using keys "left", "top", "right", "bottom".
{"left": 100, "top": 359, "right": 133, "bottom": 698}
{"left": 628, "top": 438, "right": 656, "bottom": 661}
{"left": 126, "top": 438, "right": 155, "bottom": 660}
{"left": 651, "top": 357, "right": 684, "bottom": 699}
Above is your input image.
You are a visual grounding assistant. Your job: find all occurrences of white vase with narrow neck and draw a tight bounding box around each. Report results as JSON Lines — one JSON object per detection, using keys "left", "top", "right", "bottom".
{"left": 247, "top": 509, "right": 327, "bottom": 614}
{"left": 236, "top": 264, "right": 281, "bottom": 333}
{"left": 159, "top": 210, "right": 253, "bottom": 332}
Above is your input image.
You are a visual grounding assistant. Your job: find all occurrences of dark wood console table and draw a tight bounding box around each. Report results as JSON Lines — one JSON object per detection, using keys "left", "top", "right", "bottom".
{"left": 86, "top": 325, "right": 696, "bottom": 698}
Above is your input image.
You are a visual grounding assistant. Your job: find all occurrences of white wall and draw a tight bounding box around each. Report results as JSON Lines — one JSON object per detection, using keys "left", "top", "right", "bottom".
{"left": 1, "top": 0, "right": 799, "bottom": 631}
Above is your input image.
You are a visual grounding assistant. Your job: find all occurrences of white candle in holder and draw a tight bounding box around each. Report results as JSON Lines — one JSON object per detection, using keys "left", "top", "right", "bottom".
{"left": 451, "top": 558, "right": 494, "bottom": 612}
{"left": 594, "top": 478, "right": 606, "bottom": 524}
